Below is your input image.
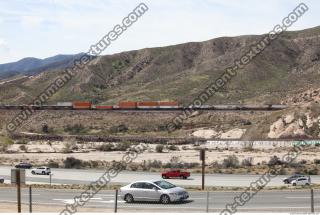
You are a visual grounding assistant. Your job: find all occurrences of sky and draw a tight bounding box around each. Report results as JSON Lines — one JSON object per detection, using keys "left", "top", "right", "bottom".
{"left": 0, "top": 0, "right": 319, "bottom": 64}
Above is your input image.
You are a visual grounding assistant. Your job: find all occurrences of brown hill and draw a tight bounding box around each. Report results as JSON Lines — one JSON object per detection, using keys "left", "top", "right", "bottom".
{"left": 1, "top": 26, "right": 320, "bottom": 105}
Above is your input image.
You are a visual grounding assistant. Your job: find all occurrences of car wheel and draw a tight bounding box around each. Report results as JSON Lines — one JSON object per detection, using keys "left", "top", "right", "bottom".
{"left": 31, "top": 171, "right": 35, "bottom": 175}
{"left": 124, "top": 194, "right": 134, "bottom": 203}
{"left": 162, "top": 176, "right": 166, "bottom": 179}
{"left": 293, "top": 183, "right": 296, "bottom": 186}
{"left": 42, "top": 171, "right": 45, "bottom": 175}
{"left": 306, "top": 183, "right": 310, "bottom": 186}
{"left": 183, "top": 176, "right": 187, "bottom": 179}
{"left": 160, "top": 194, "right": 170, "bottom": 204}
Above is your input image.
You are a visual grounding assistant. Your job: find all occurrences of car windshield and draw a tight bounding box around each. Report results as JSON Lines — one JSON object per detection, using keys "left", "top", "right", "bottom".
{"left": 154, "top": 180, "right": 176, "bottom": 189}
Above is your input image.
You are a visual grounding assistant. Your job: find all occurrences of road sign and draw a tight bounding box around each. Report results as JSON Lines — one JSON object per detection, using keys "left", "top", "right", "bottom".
{"left": 11, "top": 169, "right": 26, "bottom": 184}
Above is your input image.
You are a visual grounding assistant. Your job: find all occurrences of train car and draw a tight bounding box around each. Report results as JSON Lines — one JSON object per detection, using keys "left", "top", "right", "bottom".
{"left": 95, "top": 105, "right": 113, "bottom": 110}
{"left": 118, "top": 101, "right": 137, "bottom": 109}
{"left": 56, "top": 102, "right": 73, "bottom": 110}
{"left": 158, "top": 101, "right": 179, "bottom": 109}
{"left": 72, "top": 101, "right": 92, "bottom": 109}
{"left": 137, "top": 101, "right": 159, "bottom": 109}
{"left": 271, "top": 104, "right": 287, "bottom": 110}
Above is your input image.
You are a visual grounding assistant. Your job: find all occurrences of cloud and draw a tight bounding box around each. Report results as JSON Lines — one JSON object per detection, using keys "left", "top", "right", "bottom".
{"left": 21, "top": 15, "right": 44, "bottom": 28}
{"left": 0, "top": 38, "right": 10, "bottom": 53}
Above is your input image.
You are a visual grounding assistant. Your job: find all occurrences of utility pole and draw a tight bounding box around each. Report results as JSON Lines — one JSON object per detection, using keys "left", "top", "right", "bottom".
{"left": 200, "top": 149, "right": 205, "bottom": 190}
{"left": 114, "top": 189, "right": 118, "bottom": 213}
{"left": 16, "top": 169, "right": 21, "bottom": 213}
{"left": 29, "top": 186, "right": 32, "bottom": 213}
{"left": 311, "top": 188, "right": 314, "bottom": 213}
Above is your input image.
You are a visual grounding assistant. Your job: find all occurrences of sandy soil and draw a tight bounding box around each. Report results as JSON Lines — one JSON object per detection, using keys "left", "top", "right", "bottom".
{"left": 1, "top": 144, "right": 319, "bottom": 165}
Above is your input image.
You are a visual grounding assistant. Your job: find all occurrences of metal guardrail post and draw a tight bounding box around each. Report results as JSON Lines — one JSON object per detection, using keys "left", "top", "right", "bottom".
{"left": 29, "top": 186, "right": 32, "bottom": 213}
{"left": 311, "top": 188, "right": 314, "bottom": 213}
{"left": 206, "top": 191, "right": 209, "bottom": 213}
{"left": 114, "top": 189, "right": 118, "bottom": 213}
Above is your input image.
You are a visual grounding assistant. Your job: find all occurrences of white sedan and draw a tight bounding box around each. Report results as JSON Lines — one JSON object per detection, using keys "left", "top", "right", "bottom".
{"left": 291, "top": 177, "right": 311, "bottom": 186}
{"left": 119, "top": 180, "right": 189, "bottom": 204}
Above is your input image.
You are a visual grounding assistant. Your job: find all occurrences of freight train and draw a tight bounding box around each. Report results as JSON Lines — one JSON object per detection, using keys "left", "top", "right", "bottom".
{"left": 0, "top": 101, "right": 287, "bottom": 111}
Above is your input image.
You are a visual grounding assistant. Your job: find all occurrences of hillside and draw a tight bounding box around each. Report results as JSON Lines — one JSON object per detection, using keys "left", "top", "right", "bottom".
{"left": 0, "top": 54, "right": 84, "bottom": 79}
{"left": 0, "top": 26, "right": 320, "bottom": 105}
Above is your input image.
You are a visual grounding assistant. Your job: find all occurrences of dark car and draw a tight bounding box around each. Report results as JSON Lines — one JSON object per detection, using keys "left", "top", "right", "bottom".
{"left": 283, "top": 174, "right": 305, "bottom": 184}
{"left": 15, "top": 162, "right": 32, "bottom": 169}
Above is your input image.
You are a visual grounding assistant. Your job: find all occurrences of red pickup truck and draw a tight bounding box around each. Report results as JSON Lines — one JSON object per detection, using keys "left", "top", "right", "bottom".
{"left": 161, "top": 169, "right": 190, "bottom": 179}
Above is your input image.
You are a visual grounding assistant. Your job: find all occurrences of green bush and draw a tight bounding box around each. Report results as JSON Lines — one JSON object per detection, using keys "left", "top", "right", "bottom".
{"left": 109, "top": 124, "right": 128, "bottom": 133}
{"left": 167, "top": 145, "right": 179, "bottom": 151}
{"left": 268, "top": 156, "right": 283, "bottom": 166}
{"left": 63, "top": 157, "right": 84, "bottom": 169}
{"left": 222, "top": 155, "right": 239, "bottom": 168}
{"left": 64, "top": 124, "right": 87, "bottom": 134}
{"left": 155, "top": 144, "right": 164, "bottom": 153}
{"left": 314, "top": 159, "right": 320, "bottom": 164}
{"left": 48, "top": 160, "right": 59, "bottom": 168}
{"left": 98, "top": 144, "right": 114, "bottom": 151}
{"left": 241, "top": 157, "right": 253, "bottom": 166}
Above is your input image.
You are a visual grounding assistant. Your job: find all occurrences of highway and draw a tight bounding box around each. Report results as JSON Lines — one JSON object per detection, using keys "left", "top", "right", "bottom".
{"left": 1, "top": 166, "right": 320, "bottom": 187}
{"left": 0, "top": 187, "right": 319, "bottom": 212}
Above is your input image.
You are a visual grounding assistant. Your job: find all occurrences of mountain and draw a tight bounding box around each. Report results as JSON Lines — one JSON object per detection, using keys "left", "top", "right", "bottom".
{"left": 1, "top": 26, "right": 320, "bottom": 105}
{"left": 0, "top": 54, "right": 84, "bottom": 79}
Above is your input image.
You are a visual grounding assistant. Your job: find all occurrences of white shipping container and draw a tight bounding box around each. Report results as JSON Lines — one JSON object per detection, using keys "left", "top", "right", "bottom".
{"left": 57, "top": 102, "right": 73, "bottom": 106}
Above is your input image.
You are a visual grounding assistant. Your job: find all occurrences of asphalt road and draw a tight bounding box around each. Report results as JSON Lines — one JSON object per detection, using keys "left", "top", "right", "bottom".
{"left": 0, "top": 187, "right": 319, "bottom": 212}
{"left": 1, "top": 166, "right": 320, "bottom": 187}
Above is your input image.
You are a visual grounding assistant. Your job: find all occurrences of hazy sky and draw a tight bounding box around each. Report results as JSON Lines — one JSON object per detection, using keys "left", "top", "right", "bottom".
{"left": 0, "top": 0, "right": 319, "bottom": 64}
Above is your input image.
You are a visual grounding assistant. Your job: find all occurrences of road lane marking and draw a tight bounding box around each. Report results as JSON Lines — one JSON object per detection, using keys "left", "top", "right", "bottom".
{"left": 286, "top": 196, "right": 320, "bottom": 199}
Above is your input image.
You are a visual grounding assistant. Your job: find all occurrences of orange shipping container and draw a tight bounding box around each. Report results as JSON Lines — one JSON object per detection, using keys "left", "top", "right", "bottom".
{"left": 95, "top": 105, "right": 113, "bottom": 109}
{"left": 118, "top": 101, "right": 137, "bottom": 109}
{"left": 73, "top": 101, "right": 91, "bottom": 106}
{"left": 137, "top": 101, "right": 159, "bottom": 106}
{"left": 158, "top": 101, "right": 178, "bottom": 106}
{"left": 73, "top": 101, "right": 91, "bottom": 109}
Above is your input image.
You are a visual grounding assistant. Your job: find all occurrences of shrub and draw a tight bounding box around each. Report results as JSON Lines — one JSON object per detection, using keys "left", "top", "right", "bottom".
{"left": 210, "top": 161, "right": 221, "bottom": 168}
{"left": 98, "top": 144, "right": 114, "bottom": 151}
{"left": 242, "top": 142, "right": 254, "bottom": 152}
{"left": 88, "top": 160, "right": 99, "bottom": 168}
{"left": 64, "top": 124, "right": 87, "bottom": 134}
{"left": 0, "top": 136, "right": 14, "bottom": 152}
{"left": 314, "top": 159, "right": 320, "bottom": 164}
{"left": 16, "top": 139, "right": 28, "bottom": 145}
{"left": 167, "top": 145, "right": 179, "bottom": 151}
{"left": 116, "top": 142, "right": 131, "bottom": 151}
{"left": 147, "top": 160, "right": 163, "bottom": 169}
{"left": 109, "top": 124, "right": 128, "bottom": 133}
{"left": 241, "top": 157, "right": 253, "bottom": 167}
{"left": 268, "top": 156, "right": 283, "bottom": 166}
{"left": 308, "top": 167, "right": 319, "bottom": 175}
{"left": 155, "top": 144, "right": 164, "bottom": 153}
{"left": 42, "top": 124, "right": 49, "bottom": 133}
{"left": 19, "top": 145, "right": 28, "bottom": 152}
{"left": 299, "top": 159, "right": 307, "bottom": 164}
{"left": 63, "top": 157, "right": 84, "bottom": 169}
{"left": 222, "top": 155, "right": 239, "bottom": 168}
{"left": 48, "top": 160, "right": 59, "bottom": 168}
{"left": 62, "top": 143, "right": 73, "bottom": 153}
{"left": 182, "top": 146, "right": 189, "bottom": 150}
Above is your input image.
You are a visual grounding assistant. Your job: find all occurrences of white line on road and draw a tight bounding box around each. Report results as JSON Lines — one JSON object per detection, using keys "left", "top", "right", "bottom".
{"left": 286, "top": 196, "right": 320, "bottom": 199}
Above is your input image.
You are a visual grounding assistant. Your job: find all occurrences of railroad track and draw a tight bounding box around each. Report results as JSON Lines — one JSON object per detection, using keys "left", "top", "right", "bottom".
{"left": 0, "top": 104, "right": 287, "bottom": 111}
